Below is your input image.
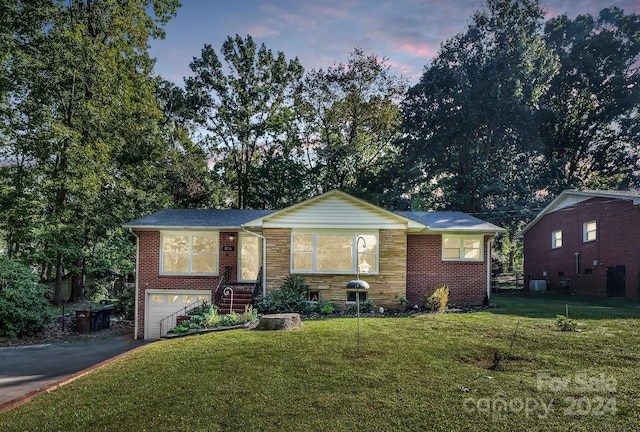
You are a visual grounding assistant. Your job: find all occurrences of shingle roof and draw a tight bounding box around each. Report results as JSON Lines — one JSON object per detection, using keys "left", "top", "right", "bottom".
{"left": 123, "top": 209, "right": 276, "bottom": 229}
{"left": 397, "top": 211, "right": 505, "bottom": 232}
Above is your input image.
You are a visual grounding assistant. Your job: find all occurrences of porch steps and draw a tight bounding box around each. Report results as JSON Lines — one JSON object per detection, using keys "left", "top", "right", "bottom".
{"left": 218, "top": 286, "right": 253, "bottom": 314}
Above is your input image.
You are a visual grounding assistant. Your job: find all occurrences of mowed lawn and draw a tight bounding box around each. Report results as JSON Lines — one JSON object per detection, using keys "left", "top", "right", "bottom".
{"left": 2, "top": 292, "right": 639, "bottom": 432}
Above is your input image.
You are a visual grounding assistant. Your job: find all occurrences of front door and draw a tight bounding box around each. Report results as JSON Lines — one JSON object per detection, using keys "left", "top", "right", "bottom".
{"left": 606, "top": 265, "right": 625, "bottom": 297}
{"left": 238, "top": 234, "right": 261, "bottom": 282}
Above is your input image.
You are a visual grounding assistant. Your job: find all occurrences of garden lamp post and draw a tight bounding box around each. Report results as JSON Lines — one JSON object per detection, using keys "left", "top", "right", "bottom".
{"left": 346, "top": 236, "right": 370, "bottom": 356}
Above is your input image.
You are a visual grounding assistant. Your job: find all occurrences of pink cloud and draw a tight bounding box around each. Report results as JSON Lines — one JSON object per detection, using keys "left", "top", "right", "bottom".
{"left": 318, "top": 7, "right": 348, "bottom": 18}
{"left": 395, "top": 43, "right": 437, "bottom": 59}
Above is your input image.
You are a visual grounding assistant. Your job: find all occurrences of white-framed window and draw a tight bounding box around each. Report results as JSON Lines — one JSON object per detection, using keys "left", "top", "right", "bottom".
{"left": 441, "top": 235, "right": 483, "bottom": 261}
{"left": 291, "top": 231, "right": 378, "bottom": 274}
{"left": 160, "top": 232, "right": 218, "bottom": 275}
{"left": 583, "top": 221, "right": 597, "bottom": 242}
{"left": 552, "top": 230, "right": 563, "bottom": 249}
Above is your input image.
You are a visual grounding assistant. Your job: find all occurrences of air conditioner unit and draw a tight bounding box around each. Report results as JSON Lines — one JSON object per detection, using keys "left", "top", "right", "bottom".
{"left": 529, "top": 280, "right": 547, "bottom": 292}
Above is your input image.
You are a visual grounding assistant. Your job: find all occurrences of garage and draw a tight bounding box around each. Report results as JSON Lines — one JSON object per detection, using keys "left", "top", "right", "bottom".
{"left": 145, "top": 290, "right": 211, "bottom": 339}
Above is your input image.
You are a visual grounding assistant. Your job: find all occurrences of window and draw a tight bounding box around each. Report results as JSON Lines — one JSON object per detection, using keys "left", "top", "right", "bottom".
{"left": 291, "top": 232, "right": 378, "bottom": 274}
{"left": 441, "top": 235, "right": 483, "bottom": 261}
{"left": 161, "top": 232, "right": 218, "bottom": 275}
{"left": 552, "top": 230, "right": 563, "bottom": 249}
{"left": 583, "top": 221, "right": 597, "bottom": 242}
{"left": 347, "top": 291, "right": 367, "bottom": 302}
{"left": 308, "top": 291, "right": 320, "bottom": 302}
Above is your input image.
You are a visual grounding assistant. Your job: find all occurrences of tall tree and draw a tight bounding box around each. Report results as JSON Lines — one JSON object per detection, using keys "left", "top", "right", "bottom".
{"left": 1, "top": 0, "right": 179, "bottom": 304}
{"left": 186, "top": 35, "right": 304, "bottom": 209}
{"left": 402, "top": 0, "right": 557, "bottom": 217}
{"left": 540, "top": 7, "right": 640, "bottom": 193}
{"left": 295, "top": 48, "right": 407, "bottom": 196}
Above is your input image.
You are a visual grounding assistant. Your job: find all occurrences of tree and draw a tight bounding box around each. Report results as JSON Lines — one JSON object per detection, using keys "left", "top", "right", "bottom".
{"left": 402, "top": 0, "right": 557, "bottom": 219}
{"left": 539, "top": 7, "right": 640, "bottom": 193}
{"left": 186, "top": 35, "right": 304, "bottom": 209}
{"left": 295, "top": 48, "right": 407, "bottom": 196}
{"left": 0, "top": 0, "right": 179, "bottom": 304}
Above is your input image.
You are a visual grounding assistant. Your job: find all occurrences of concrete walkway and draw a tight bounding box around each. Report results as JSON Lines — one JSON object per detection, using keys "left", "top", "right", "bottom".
{"left": 0, "top": 336, "right": 149, "bottom": 411}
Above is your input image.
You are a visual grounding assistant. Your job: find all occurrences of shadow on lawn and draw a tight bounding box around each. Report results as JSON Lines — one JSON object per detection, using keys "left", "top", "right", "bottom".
{"left": 489, "top": 291, "right": 640, "bottom": 320}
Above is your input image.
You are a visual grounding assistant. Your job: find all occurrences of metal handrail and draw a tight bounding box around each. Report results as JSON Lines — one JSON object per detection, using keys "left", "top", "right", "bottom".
{"left": 158, "top": 298, "right": 210, "bottom": 338}
{"left": 252, "top": 266, "right": 263, "bottom": 298}
{"left": 214, "top": 274, "right": 226, "bottom": 306}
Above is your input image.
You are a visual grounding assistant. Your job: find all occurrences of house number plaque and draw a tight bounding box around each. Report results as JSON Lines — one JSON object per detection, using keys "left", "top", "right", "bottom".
{"left": 222, "top": 246, "right": 235, "bottom": 251}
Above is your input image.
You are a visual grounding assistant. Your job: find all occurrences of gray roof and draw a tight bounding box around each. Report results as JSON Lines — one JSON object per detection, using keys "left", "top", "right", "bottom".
{"left": 397, "top": 211, "right": 505, "bottom": 232}
{"left": 124, "top": 208, "right": 503, "bottom": 233}
{"left": 123, "top": 209, "right": 276, "bottom": 229}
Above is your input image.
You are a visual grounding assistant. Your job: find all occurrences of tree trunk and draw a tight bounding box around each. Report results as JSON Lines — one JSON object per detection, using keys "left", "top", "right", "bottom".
{"left": 53, "top": 254, "right": 64, "bottom": 306}
{"left": 68, "top": 256, "right": 84, "bottom": 302}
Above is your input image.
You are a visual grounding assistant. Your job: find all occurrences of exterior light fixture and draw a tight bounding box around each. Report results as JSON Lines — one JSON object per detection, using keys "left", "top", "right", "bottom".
{"left": 229, "top": 234, "right": 236, "bottom": 242}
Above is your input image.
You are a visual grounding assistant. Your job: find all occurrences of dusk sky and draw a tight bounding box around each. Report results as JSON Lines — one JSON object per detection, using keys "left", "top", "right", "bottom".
{"left": 149, "top": 1, "right": 640, "bottom": 84}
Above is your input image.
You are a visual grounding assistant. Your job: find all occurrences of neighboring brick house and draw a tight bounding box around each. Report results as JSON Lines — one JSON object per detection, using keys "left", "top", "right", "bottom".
{"left": 519, "top": 189, "right": 640, "bottom": 298}
{"left": 124, "top": 190, "right": 504, "bottom": 339}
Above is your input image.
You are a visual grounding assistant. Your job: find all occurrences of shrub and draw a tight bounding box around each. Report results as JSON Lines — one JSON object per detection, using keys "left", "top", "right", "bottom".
{"left": 0, "top": 256, "right": 52, "bottom": 339}
{"left": 346, "top": 299, "right": 375, "bottom": 314}
{"left": 555, "top": 314, "right": 577, "bottom": 332}
{"left": 482, "top": 292, "right": 490, "bottom": 307}
{"left": 424, "top": 284, "right": 449, "bottom": 312}
{"left": 114, "top": 283, "right": 135, "bottom": 319}
{"left": 320, "top": 303, "right": 337, "bottom": 315}
{"left": 254, "top": 274, "right": 310, "bottom": 314}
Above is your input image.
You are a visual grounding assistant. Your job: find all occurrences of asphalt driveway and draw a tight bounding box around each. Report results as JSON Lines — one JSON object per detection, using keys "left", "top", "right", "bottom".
{"left": 0, "top": 336, "right": 149, "bottom": 408}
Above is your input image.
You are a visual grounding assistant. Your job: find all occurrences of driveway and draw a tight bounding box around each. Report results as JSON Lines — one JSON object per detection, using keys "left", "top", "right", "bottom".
{"left": 0, "top": 336, "right": 149, "bottom": 409}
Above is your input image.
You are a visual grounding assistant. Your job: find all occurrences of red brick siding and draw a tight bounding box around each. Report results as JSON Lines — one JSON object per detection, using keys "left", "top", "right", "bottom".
{"left": 406, "top": 234, "right": 490, "bottom": 307}
{"left": 523, "top": 197, "right": 640, "bottom": 298}
{"left": 134, "top": 230, "right": 240, "bottom": 339}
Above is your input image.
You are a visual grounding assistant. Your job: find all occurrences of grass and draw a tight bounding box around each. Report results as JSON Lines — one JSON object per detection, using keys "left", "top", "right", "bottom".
{"left": 2, "top": 292, "right": 639, "bottom": 431}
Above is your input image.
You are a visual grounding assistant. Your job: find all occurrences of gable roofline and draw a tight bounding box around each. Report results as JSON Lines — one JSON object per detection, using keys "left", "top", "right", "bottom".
{"left": 242, "top": 189, "right": 426, "bottom": 229}
{"left": 517, "top": 189, "right": 640, "bottom": 238}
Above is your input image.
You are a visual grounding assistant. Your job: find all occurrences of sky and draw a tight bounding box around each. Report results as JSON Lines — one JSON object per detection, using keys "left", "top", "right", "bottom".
{"left": 149, "top": 0, "right": 640, "bottom": 85}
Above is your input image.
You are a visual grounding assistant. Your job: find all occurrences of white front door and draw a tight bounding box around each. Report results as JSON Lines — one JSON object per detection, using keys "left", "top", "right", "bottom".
{"left": 145, "top": 290, "right": 210, "bottom": 339}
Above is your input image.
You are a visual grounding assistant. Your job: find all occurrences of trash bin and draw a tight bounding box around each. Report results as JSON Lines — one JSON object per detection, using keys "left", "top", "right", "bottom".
{"left": 92, "top": 309, "right": 103, "bottom": 331}
{"left": 101, "top": 306, "right": 113, "bottom": 329}
{"left": 76, "top": 310, "right": 91, "bottom": 334}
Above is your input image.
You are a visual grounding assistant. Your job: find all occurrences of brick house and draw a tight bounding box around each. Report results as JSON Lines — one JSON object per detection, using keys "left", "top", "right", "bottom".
{"left": 124, "top": 190, "right": 504, "bottom": 339}
{"left": 519, "top": 189, "right": 640, "bottom": 298}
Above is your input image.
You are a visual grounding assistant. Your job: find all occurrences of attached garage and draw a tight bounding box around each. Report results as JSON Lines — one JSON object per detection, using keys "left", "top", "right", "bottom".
{"left": 144, "top": 290, "right": 211, "bottom": 339}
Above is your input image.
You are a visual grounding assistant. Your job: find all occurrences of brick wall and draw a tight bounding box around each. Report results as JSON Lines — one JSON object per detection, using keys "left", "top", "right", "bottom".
{"left": 406, "top": 234, "right": 490, "bottom": 306}
{"left": 134, "top": 230, "right": 239, "bottom": 339}
{"left": 523, "top": 197, "right": 640, "bottom": 298}
{"left": 263, "top": 228, "right": 407, "bottom": 310}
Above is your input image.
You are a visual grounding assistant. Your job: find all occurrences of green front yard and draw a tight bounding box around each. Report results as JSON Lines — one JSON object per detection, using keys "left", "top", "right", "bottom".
{"left": 2, "top": 292, "right": 639, "bottom": 431}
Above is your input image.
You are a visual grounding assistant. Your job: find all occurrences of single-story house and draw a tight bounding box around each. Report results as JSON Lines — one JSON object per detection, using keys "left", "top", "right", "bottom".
{"left": 519, "top": 189, "right": 640, "bottom": 297}
{"left": 124, "top": 190, "right": 505, "bottom": 339}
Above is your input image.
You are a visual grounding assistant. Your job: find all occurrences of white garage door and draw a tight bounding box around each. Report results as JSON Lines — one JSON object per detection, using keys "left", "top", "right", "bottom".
{"left": 145, "top": 290, "right": 211, "bottom": 339}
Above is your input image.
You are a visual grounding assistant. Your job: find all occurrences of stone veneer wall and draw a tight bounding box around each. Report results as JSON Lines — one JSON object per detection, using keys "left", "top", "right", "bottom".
{"left": 263, "top": 228, "right": 407, "bottom": 310}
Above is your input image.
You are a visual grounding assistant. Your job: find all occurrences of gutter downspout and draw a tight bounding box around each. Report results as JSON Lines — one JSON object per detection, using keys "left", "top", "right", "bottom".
{"left": 486, "top": 238, "right": 492, "bottom": 300}
{"left": 129, "top": 228, "right": 140, "bottom": 340}
{"left": 242, "top": 229, "right": 267, "bottom": 297}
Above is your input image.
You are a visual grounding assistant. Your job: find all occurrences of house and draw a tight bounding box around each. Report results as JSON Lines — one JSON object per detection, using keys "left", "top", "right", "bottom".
{"left": 124, "top": 190, "right": 504, "bottom": 339}
{"left": 519, "top": 189, "right": 640, "bottom": 298}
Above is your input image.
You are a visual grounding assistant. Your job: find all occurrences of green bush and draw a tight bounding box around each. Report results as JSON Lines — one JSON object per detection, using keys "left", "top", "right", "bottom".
{"left": 0, "top": 256, "right": 52, "bottom": 339}
{"left": 254, "top": 274, "right": 310, "bottom": 314}
{"left": 346, "top": 299, "right": 375, "bottom": 314}
{"left": 320, "top": 303, "right": 337, "bottom": 315}
{"left": 114, "top": 283, "right": 134, "bottom": 319}
{"left": 424, "top": 284, "right": 449, "bottom": 312}
{"left": 555, "top": 314, "right": 577, "bottom": 332}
